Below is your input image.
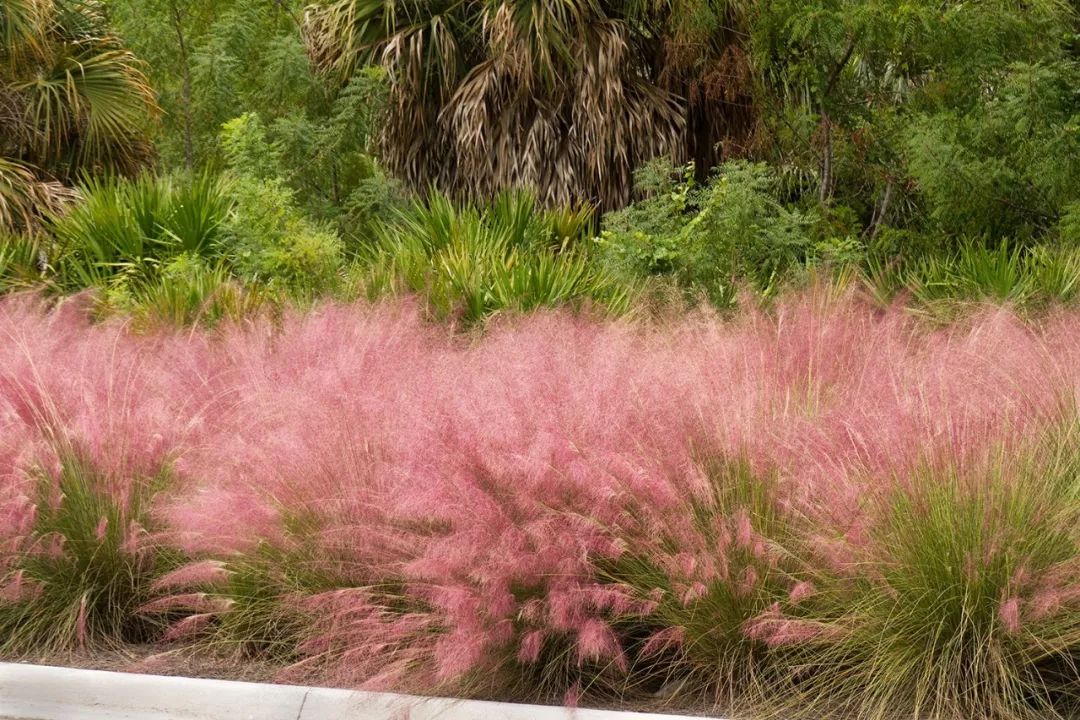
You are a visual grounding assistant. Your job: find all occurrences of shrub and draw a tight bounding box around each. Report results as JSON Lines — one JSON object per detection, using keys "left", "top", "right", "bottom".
{"left": 51, "top": 173, "right": 231, "bottom": 290}
{"left": 219, "top": 115, "right": 345, "bottom": 296}
{"left": 902, "top": 61, "right": 1080, "bottom": 242}
{"left": 359, "top": 191, "right": 634, "bottom": 324}
{"left": 600, "top": 160, "right": 816, "bottom": 307}
{"left": 222, "top": 176, "right": 343, "bottom": 296}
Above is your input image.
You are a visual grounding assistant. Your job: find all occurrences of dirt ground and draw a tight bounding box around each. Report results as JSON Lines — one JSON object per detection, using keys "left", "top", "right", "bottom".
{"left": 0, "top": 645, "right": 285, "bottom": 685}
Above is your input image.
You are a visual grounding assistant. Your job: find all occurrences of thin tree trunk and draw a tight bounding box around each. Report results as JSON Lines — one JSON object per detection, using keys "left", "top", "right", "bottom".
{"left": 817, "top": 34, "right": 859, "bottom": 206}
{"left": 170, "top": 1, "right": 194, "bottom": 170}
{"left": 818, "top": 112, "right": 832, "bottom": 205}
{"left": 869, "top": 180, "right": 894, "bottom": 238}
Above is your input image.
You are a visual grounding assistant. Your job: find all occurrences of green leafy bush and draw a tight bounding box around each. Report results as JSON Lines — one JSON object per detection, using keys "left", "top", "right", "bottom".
{"left": 222, "top": 176, "right": 343, "bottom": 296}
{"left": 217, "top": 114, "right": 344, "bottom": 295}
{"left": 600, "top": 160, "right": 817, "bottom": 307}
{"left": 903, "top": 62, "right": 1080, "bottom": 242}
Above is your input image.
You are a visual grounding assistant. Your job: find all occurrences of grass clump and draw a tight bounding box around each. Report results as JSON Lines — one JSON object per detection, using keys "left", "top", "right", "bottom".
{"left": 51, "top": 173, "right": 231, "bottom": 290}
{"left": 598, "top": 458, "right": 831, "bottom": 711}
{"left": 0, "top": 451, "right": 179, "bottom": 653}
{"left": 805, "top": 430, "right": 1080, "bottom": 720}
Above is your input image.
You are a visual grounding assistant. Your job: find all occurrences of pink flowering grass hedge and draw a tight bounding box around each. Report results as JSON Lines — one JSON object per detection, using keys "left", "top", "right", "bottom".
{"left": 4, "top": 290, "right": 1080, "bottom": 719}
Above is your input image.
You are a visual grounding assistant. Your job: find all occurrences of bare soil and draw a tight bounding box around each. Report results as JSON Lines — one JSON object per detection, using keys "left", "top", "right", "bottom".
{"left": 0, "top": 645, "right": 285, "bottom": 685}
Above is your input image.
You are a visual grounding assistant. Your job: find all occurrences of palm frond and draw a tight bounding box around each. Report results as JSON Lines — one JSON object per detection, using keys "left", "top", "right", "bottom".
{"left": 305, "top": 0, "right": 718, "bottom": 209}
{"left": 0, "top": 156, "right": 77, "bottom": 231}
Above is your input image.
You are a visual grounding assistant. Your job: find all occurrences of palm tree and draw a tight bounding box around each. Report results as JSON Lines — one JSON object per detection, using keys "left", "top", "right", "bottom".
{"left": 304, "top": 0, "right": 755, "bottom": 209}
{"left": 0, "top": 0, "right": 158, "bottom": 231}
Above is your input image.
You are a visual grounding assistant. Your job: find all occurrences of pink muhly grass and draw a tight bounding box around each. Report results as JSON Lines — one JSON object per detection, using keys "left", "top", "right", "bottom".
{"left": 518, "top": 630, "right": 546, "bottom": 663}
{"left": 575, "top": 619, "right": 623, "bottom": 667}
{"left": 151, "top": 560, "right": 231, "bottom": 592}
{"left": 5, "top": 289, "right": 1080, "bottom": 711}
{"left": 788, "top": 581, "right": 815, "bottom": 605}
{"left": 998, "top": 598, "right": 1022, "bottom": 635}
{"left": 744, "top": 603, "right": 830, "bottom": 647}
{"left": 640, "top": 626, "right": 686, "bottom": 658}
{"left": 138, "top": 593, "right": 232, "bottom": 615}
{"left": 163, "top": 613, "right": 217, "bottom": 643}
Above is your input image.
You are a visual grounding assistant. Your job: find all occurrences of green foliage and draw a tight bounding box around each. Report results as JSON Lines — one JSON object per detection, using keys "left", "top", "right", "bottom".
{"left": 360, "top": 191, "right": 634, "bottom": 324}
{"left": 51, "top": 173, "right": 231, "bottom": 289}
{"left": 904, "top": 61, "right": 1080, "bottom": 241}
{"left": 221, "top": 173, "right": 343, "bottom": 296}
{"left": 108, "top": 0, "right": 312, "bottom": 170}
{"left": 0, "top": 0, "right": 157, "bottom": 231}
{"left": 808, "top": 432, "right": 1080, "bottom": 720}
{"left": 864, "top": 241, "right": 1080, "bottom": 314}
{"left": 268, "top": 67, "right": 406, "bottom": 245}
{"left": 108, "top": 1, "right": 403, "bottom": 242}
{"left": 0, "top": 453, "right": 179, "bottom": 653}
{"left": 221, "top": 106, "right": 403, "bottom": 253}
{"left": 600, "top": 161, "right": 817, "bottom": 306}
{"left": 751, "top": 0, "right": 1074, "bottom": 234}
{"left": 117, "top": 254, "right": 271, "bottom": 330}
{"left": 0, "top": 233, "right": 46, "bottom": 292}
{"left": 220, "top": 113, "right": 283, "bottom": 181}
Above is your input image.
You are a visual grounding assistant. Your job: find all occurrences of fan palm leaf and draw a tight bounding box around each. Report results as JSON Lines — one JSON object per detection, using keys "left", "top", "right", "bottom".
{"left": 16, "top": 45, "right": 156, "bottom": 171}
{"left": 0, "top": 0, "right": 156, "bottom": 231}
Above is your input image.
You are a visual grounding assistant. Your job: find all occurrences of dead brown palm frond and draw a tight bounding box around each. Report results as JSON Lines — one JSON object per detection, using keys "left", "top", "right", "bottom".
{"left": 303, "top": 0, "right": 757, "bottom": 208}
{"left": 306, "top": 0, "right": 738, "bottom": 209}
{"left": 0, "top": 157, "right": 78, "bottom": 233}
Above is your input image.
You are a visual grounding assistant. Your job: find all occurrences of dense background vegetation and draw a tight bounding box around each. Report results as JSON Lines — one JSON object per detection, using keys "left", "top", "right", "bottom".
{"left": 3, "top": 0, "right": 1080, "bottom": 324}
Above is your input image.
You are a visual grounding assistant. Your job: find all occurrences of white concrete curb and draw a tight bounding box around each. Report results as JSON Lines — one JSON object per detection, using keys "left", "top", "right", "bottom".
{"left": 0, "top": 662, "right": 722, "bottom": 720}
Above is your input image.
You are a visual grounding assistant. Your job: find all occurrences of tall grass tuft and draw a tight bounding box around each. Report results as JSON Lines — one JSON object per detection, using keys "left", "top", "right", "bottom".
{"left": 0, "top": 451, "right": 179, "bottom": 652}
{"left": 799, "top": 428, "right": 1080, "bottom": 719}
